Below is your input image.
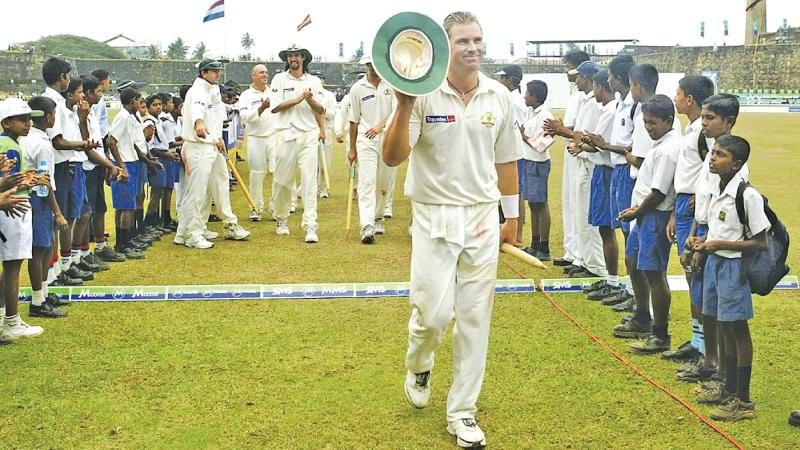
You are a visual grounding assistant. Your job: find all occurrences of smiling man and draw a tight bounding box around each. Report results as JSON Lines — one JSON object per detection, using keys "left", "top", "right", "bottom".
{"left": 383, "top": 11, "right": 523, "bottom": 448}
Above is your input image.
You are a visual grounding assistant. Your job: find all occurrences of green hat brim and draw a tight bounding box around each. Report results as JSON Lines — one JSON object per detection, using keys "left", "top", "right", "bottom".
{"left": 371, "top": 12, "right": 450, "bottom": 97}
{"left": 279, "top": 49, "right": 313, "bottom": 63}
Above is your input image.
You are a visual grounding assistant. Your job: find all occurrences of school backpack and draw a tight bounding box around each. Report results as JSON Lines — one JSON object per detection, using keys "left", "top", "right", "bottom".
{"left": 735, "top": 181, "right": 790, "bottom": 296}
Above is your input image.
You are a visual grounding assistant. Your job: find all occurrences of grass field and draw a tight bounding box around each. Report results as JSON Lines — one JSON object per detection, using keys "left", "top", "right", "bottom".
{"left": 2, "top": 112, "right": 799, "bottom": 449}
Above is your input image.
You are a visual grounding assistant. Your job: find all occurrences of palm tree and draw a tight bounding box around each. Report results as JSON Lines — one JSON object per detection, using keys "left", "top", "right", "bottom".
{"left": 146, "top": 44, "right": 161, "bottom": 60}
{"left": 166, "top": 38, "right": 188, "bottom": 60}
{"left": 192, "top": 42, "right": 207, "bottom": 60}
{"left": 241, "top": 33, "right": 254, "bottom": 52}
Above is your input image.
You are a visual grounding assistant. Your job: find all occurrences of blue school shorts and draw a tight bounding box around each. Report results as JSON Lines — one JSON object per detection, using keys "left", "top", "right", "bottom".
{"left": 111, "top": 162, "right": 140, "bottom": 210}
{"left": 516, "top": 159, "right": 525, "bottom": 191}
{"left": 53, "top": 162, "right": 73, "bottom": 218}
{"left": 702, "top": 254, "right": 753, "bottom": 322}
{"left": 625, "top": 209, "right": 672, "bottom": 272}
{"left": 589, "top": 165, "right": 613, "bottom": 227}
{"left": 66, "top": 164, "right": 91, "bottom": 220}
{"left": 688, "top": 224, "right": 709, "bottom": 308}
{"left": 610, "top": 164, "right": 634, "bottom": 233}
{"left": 149, "top": 156, "right": 175, "bottom": 189}
{"left": 84, "top": 166, "right": 107, "bottom": 215}
{"left": 521, "top": 160, "right": 550, "bottom": 203}
{"left": 137, "top": 162, "right": 147, "bottom": 196}
{"left": 30, "top": 194, "right": 54, "bottom": 248}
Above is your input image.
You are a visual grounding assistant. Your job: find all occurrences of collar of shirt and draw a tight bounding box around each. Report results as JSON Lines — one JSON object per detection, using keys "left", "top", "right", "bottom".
{"left": 288, "top": 72, "right": 309, "bottom": 82}
{"left": 719, "top": 171, "right": 746, "bottom": 199}
{"left": 684, "top": 117, "right": 701, "bottom": 136}
{"left": 44, "top": 86, "right": 66, "bottom": 104}
{"left": 27, "top": 127, "right": 48, "bottom": 140}
{"left": 617, "top": 91, "right": 633, "bottom": 110}
{"left": 247, "top": 84, "right": 270, "bottom": 93}
{"left": 653, "top": 128, "right": 679, "bottom": 146}
{"left": 440, "top": 72, "right": 501, "bottom": 100}
{"left": 531, "top": 104, "right": 544, "bottom": 115}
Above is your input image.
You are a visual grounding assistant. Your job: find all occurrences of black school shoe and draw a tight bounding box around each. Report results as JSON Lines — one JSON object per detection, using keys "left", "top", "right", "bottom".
{"left": 609, "top": 293, "right": 635, "bottom": 311}
{"left": 630, "top": 335, "right": 671, "bottom": 355}
{"left": 571, "top": 269, "right": 600, "bottom": 279}
{"left": 553, "top": 258, "right": 572, "bottom": 267}
{"left": 588, "top": 284, "right": 623, "bottom": 301}
{"left": 30, "top": 301, "right": 67, "bottom": 319}
{"left": 789, "top": 410, "right": 800, "bottom": 427}
{"left": 53, "top": 272, "right": 83, "bottom": 287}
{"left": 65, "top": 266, "right": 93, "bottom": 281}
{"left": 47, "top": 292, "right": 70, "bottom": 307}
{"left": 613, "top": 317, "right": 652, "bottom": 339}
{"left": 662, "top": 341, "right": 700, "bottom": 362}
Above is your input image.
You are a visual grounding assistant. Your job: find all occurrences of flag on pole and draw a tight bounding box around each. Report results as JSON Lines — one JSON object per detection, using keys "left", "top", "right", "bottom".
{"left": 724, "top": 20, "right": 729, "bottom": 37}
{"left": 297, "top": 14, "right": 312, "bottom": 32}
{"left": 700, "top": 21, "right": 705, "bottom": 38}
{"left": 203, "top": 0, "right": 224, "bottom": 23}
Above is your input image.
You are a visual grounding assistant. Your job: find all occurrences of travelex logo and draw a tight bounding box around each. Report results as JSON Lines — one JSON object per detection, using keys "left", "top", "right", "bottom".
{"left": 362, "top": 95, "right": 375, "bottom": 101}
{"left": 425, "top": 115, "right": 456, "bottom": 124}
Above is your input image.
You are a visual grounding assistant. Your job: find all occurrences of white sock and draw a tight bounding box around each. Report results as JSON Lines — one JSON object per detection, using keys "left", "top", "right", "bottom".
{"left": 607, "top": 275, "right": 620, "bottom": 287}
{"left": 81, "top": 248, "right": 90, "bottom": 258}
{"left": 47, "top": 266, "right": 57, "bottom": 284}
{"left": 70, "top": 250, "right": 81, "bottom": 265}
{"left": 42, "top": 284, "right": 49, "bottom": 297}
{"left": 95, "top": 241, "right": 106, "bottom": 251}
{"left": 626, "top": 284, "right": 634, "bottom": 295}
{"left": 59, "top": 256, "right": 71, "bottom": 271}
{"left": 4, "top": 313, "right": 19, "bottom": 324}
{"left": 31, "top": 290, "right": 45, "bottom": 307}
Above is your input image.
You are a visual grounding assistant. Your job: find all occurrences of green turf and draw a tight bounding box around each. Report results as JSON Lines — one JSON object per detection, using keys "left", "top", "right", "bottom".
{"left": 2, "top": 112, "right": 799, "bottom": 448}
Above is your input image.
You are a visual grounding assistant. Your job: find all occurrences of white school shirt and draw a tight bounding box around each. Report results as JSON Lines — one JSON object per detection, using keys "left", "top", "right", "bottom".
{"left": 181, "top": 77, "right": 226, "bottom": 144}
{"left": 630, "top": 102, "right": 681, "bottom": 178}
{"left": 144, "top": 115, "right": 168, "bottom": 151}
{"left": 609, "top": 91, "right": 635, "bottom": 166}
{"left": 406, "top": 72, "right": 524, "bottom": 205}
{"left": 509, "top": 88, "right": 528, "bottom": 130}
{"left": 42, "top": 87, "right": 75, "bottom": 164}
{"left": 348, "top": 77, "right": 395, "bottom": 135}
{"left": 270, "top": 71, "right": 325, "bottom": 133}
{"left": 108, "top": 108, "right": 140, "bottom": 163}
{"left": 82, "top": 113, "right": 104, "bottom": 170}
{"left": 64, "top": 106, "right": 88, "bottom": 164}
{"left": 587, "top": 99, "right": 617, "bottom": 167}
{"left": 694, "top": 137, "right": 750, "bottom": 224}
{"left": 159, "top": 112, "right": 178, "bottom": 149}
{"left": 20, "top": 128, "right": 56, "bottom": 190}
{"left": 572, "top": 91, "right": 599, "bottom": 160}
{"left": 522, "top": 105, "right": 554, "bottom": 162}
{"left": 673, "top": 117, "right": 710, "bottom": 194}
{"left": 320, "top": 87, "right": 337, "bottom": 132}
{"left": 630, "top": 128, "right": 681, "bottom": 212}
{"left": 563, "top": 89, "right": 584, "bottom": 128}
{"left": 238, "top": 86, "right": 276, "bottom": 137}
{"left": 705, "top": 171, "right": 770, "bottom": 259}
{"left": 91, "top": 97, "right": 109, "bottom": 137}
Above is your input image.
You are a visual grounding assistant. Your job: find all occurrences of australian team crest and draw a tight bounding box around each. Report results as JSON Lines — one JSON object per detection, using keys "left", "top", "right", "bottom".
{"left": 480, "top": 112, "right": 496, "bottom": 127}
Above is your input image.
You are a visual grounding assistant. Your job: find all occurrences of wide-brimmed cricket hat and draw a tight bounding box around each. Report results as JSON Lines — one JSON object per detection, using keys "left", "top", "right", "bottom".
{"left": 0, "top": 98, "right": 43, "bottom": 122}
{"left": 279, "top": 44, "right": 313, "bottom": 63}
{"left": 371, "top": 12, "right": 450, "bottom": 96}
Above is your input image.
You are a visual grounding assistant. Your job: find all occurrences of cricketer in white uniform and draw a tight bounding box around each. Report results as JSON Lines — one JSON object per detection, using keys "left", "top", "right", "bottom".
{"left": 383, "top": 12, "right": 523, "bottom": 448}
{"left": 238, "top": 64, "right": 276, "bottom": 221}
{"left": 335, "top": 87, "right": 354, "bottom": 159}
{"left": 348, "top": 56, "right": 396, "bottom": 243}
{"left": 176, "top": 59, "right": 250, "bottom": 249}
{"left": 315, "top": 72, "right": 337, "bottom": 199}
{"left": 270, "top": 44, "right": 327, "bottom": 243}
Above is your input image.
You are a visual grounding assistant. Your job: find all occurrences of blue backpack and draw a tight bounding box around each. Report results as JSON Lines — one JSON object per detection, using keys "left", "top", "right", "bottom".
{"left": 735, "top": 181, "right": 790, "bottom": 296}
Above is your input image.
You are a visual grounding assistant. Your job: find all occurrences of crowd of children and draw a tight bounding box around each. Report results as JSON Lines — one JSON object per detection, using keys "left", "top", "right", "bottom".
{"left": 0, "top": 52, "right": 794, "bottom": 426}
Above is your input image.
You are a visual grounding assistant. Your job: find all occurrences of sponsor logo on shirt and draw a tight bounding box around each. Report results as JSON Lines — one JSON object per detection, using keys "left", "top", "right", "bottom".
{"left": 480, "top": 112, "right": 496, "bottom": 127}
{"left": 284, "top": 87, "right": 295, "bottom": 92}
{"left": 425, "top": 115, "right": 456, "bottom": 123}
{"left": 362, "top": 95, "right": 375, "bottom": 101}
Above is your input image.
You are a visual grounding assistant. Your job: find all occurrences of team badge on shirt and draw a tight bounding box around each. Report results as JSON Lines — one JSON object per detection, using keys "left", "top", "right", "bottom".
{"left": 719, "top": 211, "right": 727, "bottom": 221}
{"left": 480, "top": 112, "right": 495, "bottom": 127}
{"left": 384, "top": 89, "right": 391, "bottom": 96}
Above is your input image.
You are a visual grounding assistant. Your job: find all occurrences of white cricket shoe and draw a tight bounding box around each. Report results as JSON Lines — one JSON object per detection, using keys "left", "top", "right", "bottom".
{"left": 276, "top": 219, "right": 290, "bottom": 236}
{"left": 374, "top": 219, "right": 385, "bottom": 235}
{"left": 2, "top": 316, "right": 44, "bottom": 339}
{"left": 290, "top": 199, "right": 298, "bottom": 213}
{"left": 361, "top": 224, "right": 375, "bottom": 244}
{"left": 384, "top": 205, "right": 393, "bottom": 219}
{"left": 185, "top": 238, "right": 214, "bottom": 249}
{"left": 319, "top": 187, "right": 329, "bottom": 198}
{"left": 224, "top": 223, "right": 251, "bottom": 241}
{"left": 173, "top": 234, "right": 186, "bottom": 245}
{"left": 268, "top": 203, "right": 276, "bottom": 221}
{"left": 404, "top": 370, "right": 431, "bottom": 409}
{"left": 203, "top": 230, "right": 219, "bottom": 240}
{"left": 304, "top": 225, "right": 319, "bottom": 243}
{"left": 447, "top": 418, "right": 486, "bottom": 448}
{"left": 249, "top": 208, "right": 262, "bottom": 222}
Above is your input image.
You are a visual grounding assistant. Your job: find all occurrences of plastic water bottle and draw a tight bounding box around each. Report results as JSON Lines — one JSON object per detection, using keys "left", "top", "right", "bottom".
{"left": 35, "top": 160, "right": 49, "bottom": 198}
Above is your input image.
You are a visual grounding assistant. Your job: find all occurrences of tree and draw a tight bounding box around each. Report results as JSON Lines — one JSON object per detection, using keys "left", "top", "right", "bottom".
{"left": 147, "top": 44, "right": 161, "bottom": 60}
{"left": 166, "top": 37, "right": 188, "bottom": 60}
{"left": 241, "top": 33, "right": 254, "bottom": 52}
{"left": 350, "top": 41, "right": 364, "bottom": 62}
{"left": 192, "top": 42, "right": 207, "bottom": 60}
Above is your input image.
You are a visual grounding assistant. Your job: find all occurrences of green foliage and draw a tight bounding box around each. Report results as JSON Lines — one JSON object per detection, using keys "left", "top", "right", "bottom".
{"left": 192, "top": 42, "right": 207, "bottom": 60}
{"left": 23, "top": 35, "right": 127, "bottom": 59}
{"left": 146, "top": 44, "right": 162, "bottom": 60}
{"left": 166, "top": 38, "right": 188, "bottom": 60}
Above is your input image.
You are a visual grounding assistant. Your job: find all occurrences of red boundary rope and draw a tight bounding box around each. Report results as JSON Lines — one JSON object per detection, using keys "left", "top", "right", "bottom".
{"left": 500, "top": 258, "right": 746, "bottom": 450}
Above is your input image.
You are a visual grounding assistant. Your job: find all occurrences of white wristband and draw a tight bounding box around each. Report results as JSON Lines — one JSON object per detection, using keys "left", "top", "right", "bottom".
{"left": 500, "top": 194, "right": 520, "bottom": 219}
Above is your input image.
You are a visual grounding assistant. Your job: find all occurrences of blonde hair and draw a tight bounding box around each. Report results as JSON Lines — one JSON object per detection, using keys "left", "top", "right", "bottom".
{"left": 442, "top": 11, "right": 481, "bottom": 37}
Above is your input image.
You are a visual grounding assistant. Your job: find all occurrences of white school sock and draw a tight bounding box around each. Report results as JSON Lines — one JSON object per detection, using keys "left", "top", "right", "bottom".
{"left": 95, "top": 241, "right": 107, "bottom": 251}
{"left": 31, "top": 290, "right": 45, "bottom": 307}
{"left": 59, "top": 256, "right": 71, "bottom": 271}
{"left": 626, "top": 284, "right": 634, "bottom": 295}
{"left": 607, "top": 274, "right": 620, "bottom": 287}
{"left": 81, "top": 248, "right": 90, "bottom": 258}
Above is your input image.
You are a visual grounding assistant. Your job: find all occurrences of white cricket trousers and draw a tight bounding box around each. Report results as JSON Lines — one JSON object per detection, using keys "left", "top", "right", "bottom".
{"left": 272, "top": 129, "right": 318, "bottom": 227}
{"left": 356, "top": 134, "right": 395, "bottom": 228}
{"left": 574, "top": 158, "right": 607, "bottom": 277}
{"left": 177, "top": 142, "right": 237, "bottom": 243}
{"left": 247, "top": 133, "right": 276, "bottom": 211}
{"left": 561, "top": 144, "right": 579, "bottom": 262}
{"left": 406, "top": 201, "right": 498, "bottom": 423}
